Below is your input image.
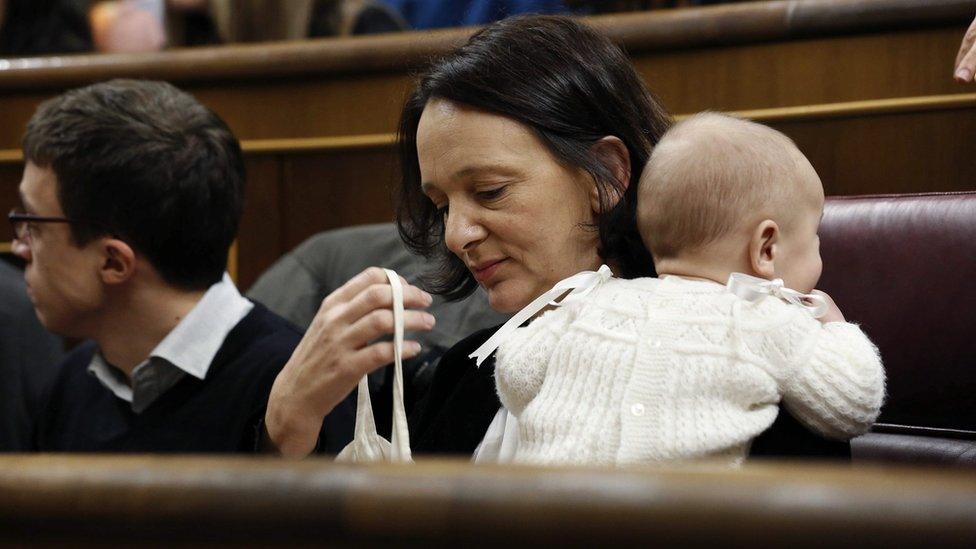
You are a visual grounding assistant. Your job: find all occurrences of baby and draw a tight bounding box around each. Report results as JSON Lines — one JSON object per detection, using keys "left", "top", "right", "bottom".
{"left": 492, "top": 113, "right": 885, "bottom": 466}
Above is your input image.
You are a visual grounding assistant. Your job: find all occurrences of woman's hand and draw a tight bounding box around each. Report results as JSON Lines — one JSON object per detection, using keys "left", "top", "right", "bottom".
{"left": 265, "top": 267, "right": 435, "bottom": 458}
{"left": 954, "top": 14, "right": 976, "bottom": 82}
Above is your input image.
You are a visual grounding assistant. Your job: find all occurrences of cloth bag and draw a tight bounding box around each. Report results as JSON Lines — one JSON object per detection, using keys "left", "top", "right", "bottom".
{"left": 336, "top": 269, "right": 413, "bottom": 463}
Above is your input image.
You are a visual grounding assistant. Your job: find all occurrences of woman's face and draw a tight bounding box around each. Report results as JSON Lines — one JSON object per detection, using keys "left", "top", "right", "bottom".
{"left": 416, "top": 99, "right": 603, "bottom": 313}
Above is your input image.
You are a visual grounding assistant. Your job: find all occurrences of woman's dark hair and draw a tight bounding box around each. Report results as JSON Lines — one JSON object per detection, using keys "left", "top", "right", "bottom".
{"left": 396, "top": 15, "right": 672, "bottom": 301}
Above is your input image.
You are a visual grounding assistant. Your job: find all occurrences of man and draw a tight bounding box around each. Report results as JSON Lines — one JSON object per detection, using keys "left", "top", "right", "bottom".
{"left": 9, "top": 79, "right": 352, "bottom": 452}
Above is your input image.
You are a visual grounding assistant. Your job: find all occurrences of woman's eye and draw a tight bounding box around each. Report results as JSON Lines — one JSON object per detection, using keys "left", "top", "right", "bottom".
{"left": 476, "top": 186, "right": 506, "bottom": 201}
{"left": 435, "top": 204, "right": 449, "bottom": 217}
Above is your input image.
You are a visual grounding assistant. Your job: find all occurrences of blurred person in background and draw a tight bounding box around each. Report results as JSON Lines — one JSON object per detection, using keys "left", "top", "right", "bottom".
{"left": 90, "top": 0, "right": 220, "bottom": 52}
{"left": 207, "top": 0, "right": 405, "bottom": 42}
{"left": 0, "top": 0, "right": 92, "bottom": 57}
{"left": 380, "top": 0, "right": 576, "bottom": 29}
{"left": 379, "top": 0, "right": 750, "bottom": 29}
{"left": 90, "top": 0, "right": 405, "bottom": 53}
{"left": 2, "top": 0, "right": 762, "bottom": 57}
{"left": 570, "top": 0, "right": 751, "bottom": 11}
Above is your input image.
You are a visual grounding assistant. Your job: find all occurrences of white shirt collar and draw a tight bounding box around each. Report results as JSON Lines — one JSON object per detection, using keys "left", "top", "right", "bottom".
{"left": 151, "top": 272, "right": 254, "bottom": 380}
{"left": 87, "top": 273, "right": 254, "bottom": 405}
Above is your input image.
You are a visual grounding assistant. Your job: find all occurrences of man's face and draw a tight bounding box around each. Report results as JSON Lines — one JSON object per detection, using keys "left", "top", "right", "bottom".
{"left": 13, "top": 163, "right": 106, "bottom": 337}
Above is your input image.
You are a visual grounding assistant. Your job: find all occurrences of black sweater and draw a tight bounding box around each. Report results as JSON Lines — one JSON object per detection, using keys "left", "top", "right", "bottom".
{"left": 36, "top": 303, "right": 355, "bottom": 453}
{"left": 410, "top": 326, "right": 850, "bottom": 459}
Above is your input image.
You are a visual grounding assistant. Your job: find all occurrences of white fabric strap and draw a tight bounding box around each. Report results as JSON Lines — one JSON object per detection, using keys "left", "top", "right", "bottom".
{"left": 335, "top": 268, "right": 413, "bottom": 463}
{"left": 726, "top": 272, "right": 828, "bottom": 318}
{"left": 385, "top": 268, "right": 412, "bottom": 462}
{"left": 468, "top": 264, "right": 614, "bottom": 367}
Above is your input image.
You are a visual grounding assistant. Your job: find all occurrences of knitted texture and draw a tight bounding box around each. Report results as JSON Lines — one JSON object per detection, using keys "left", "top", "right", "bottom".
{"left": 494, "top": 276, "right": 885, "bottom": 466}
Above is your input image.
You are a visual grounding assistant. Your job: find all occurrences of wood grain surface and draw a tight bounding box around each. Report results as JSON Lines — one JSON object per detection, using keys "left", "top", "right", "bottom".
{"left": 0, "top": 455, "right": 974, "bottom": 546}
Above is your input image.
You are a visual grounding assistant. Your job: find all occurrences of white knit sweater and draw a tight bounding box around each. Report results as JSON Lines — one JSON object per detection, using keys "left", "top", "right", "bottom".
{"left": 494, "top": 276, "right": 885, "bottom": 466}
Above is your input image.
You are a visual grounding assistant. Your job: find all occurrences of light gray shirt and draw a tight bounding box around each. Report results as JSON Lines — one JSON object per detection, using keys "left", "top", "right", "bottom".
{"left": 87, "top": 273, "right": 254, "bottom": 414}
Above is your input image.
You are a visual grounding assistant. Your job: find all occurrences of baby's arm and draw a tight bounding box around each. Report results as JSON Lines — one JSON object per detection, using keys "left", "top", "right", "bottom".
{"left": 773, "top": 309, "right": 886, "bottom": 440}
{"left": 494, "top": 307, "right": 572, "bottom": 417}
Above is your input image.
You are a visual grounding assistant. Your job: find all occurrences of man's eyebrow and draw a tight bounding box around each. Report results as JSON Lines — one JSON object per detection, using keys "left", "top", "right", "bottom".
{"left": 17, "top": 189, "right": 34, "bottom": 212}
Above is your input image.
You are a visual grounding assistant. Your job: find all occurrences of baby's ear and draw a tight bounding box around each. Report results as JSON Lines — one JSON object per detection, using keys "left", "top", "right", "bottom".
{"left": 589, "top": 136, "right": 631, "bottom": 213}
{"left": 749, "top": 220, "right": 779, "bottom": 279}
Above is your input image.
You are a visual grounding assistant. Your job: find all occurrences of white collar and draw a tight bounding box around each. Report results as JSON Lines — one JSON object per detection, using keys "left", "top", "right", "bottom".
{"left": 87, "top": 273, "right": 254, "bottom": 403}
{"left": 151, "top": 272, "right": 254, "bottom": 379}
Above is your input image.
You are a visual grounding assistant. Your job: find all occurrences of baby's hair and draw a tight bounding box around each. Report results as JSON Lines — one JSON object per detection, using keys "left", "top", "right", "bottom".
{"left": 638, "top": 112, "right": 812, "bottom": 260}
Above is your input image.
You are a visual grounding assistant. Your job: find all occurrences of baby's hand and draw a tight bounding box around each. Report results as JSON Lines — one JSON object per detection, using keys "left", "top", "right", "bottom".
{"left": 809, "top": 290, "right": 845, "bottom": 324}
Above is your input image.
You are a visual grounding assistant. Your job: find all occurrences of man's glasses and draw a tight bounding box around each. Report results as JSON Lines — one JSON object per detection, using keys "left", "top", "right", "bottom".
{"left": 8, "top": 210, "right": 77, "bottom": 244}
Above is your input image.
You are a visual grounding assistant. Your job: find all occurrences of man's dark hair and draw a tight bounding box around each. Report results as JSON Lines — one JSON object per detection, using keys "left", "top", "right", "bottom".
{"left": 23, "top": 79, "right": 245, "bottom": 290}
{"left": 395, "top": 15, "right": 672, "bottom": 301}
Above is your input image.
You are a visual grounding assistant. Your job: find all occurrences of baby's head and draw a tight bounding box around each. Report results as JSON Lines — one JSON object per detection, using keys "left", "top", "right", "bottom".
{"left": 637, "top": 113, "right": 825, "bottom": 293}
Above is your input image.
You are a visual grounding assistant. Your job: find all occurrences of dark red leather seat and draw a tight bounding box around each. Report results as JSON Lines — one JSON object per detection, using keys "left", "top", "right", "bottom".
{"left": 819, "top": 191, "right": 976, "bottom": 466}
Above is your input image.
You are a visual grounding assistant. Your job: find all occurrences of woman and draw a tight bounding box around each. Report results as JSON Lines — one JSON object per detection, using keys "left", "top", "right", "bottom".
{"left": 265, "top": 15, "right": 847, "bottom": 459}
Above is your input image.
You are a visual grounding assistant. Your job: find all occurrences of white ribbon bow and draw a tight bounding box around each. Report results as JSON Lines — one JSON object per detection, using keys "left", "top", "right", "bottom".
{"left": 468, "top": 264, "right": 614, "bottom": 367}
{"left": 726, "top": 272, "right": 827, "bottom": 318}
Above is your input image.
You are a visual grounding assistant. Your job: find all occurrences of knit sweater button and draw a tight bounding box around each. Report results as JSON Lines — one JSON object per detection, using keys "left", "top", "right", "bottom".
{"left": 631, "top": 403, "right": 645, "bottom": 416}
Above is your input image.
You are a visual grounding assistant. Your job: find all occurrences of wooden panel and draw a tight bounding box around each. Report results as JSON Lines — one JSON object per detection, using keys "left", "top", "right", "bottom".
{"left": 634, "top": 26, "right": 970, "bottom": 115}
{"left": 772, "top": 109, "right": 976, "bottom": 196}
{"left": 0, "top": 0, "right": 970, "bottom": 88}
{"left": 280, "top": 147, "right": 399, "bottom": 247}
{"left": 5, "top": 94, "right": 976, "bottom": 289}
{"left": 1, "top": 456, "right": 976, "bottom": 546}
{"left": 0, "top": 27, "right": 967, "bottom": 149}
{"left": 0, "top": 75, "right": 414, "bottom": 149}
{"left": 237, "top": 157, "right": 284, "bottom": 288}
{"left": 0, "top": 0, "right": 973, "bottom": 149}
{"left": 186, "top": 73, "right": 414, "bottom": 145}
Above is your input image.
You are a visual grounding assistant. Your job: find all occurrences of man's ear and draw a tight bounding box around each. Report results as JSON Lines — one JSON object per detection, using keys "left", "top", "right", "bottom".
{"left": 99, "top": 238, "right": 137, "bottom": 286}
{"left": 588, "top": 136, "right": 631, "bottom": 213}
{"left": 749, "top": 220, "right": 779, "bottom": 279}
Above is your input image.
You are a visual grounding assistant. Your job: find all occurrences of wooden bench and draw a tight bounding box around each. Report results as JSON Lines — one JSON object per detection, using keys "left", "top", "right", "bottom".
{"left": 0, "top": 455, "right": 975, "bottom": 546}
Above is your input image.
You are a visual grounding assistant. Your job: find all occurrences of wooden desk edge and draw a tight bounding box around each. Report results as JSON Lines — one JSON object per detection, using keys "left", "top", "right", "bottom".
{"left": 0, "top": 456, "right": 974, "bottom": 545}
{"left": 0, "top": 0, "right": 971, "bottom": 89}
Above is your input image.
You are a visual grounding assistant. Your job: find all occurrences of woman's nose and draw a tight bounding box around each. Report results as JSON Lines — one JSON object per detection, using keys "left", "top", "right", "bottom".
{"left": 444, "top": 204, "right": 488, "bottom": 255}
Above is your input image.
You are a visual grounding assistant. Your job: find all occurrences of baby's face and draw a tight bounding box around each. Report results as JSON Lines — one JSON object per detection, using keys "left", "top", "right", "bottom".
{"left": 773, "top": 163, "right": 825, "bottom": 294}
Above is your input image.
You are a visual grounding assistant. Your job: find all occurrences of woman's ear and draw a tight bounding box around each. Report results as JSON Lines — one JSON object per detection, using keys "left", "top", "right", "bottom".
{"left": 99, "top": 238, "right": 137, "bottom": 286}
{"left": 589, "top": 136, "right": 631, "bottom": 213}
{"left": 749, "top": 219, "right": 779, "bottom": 279}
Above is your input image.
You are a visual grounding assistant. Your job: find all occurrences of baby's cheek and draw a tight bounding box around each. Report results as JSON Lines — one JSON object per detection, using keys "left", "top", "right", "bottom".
{"left": 810, "top": 256, "right": 824, "bottom": 290}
